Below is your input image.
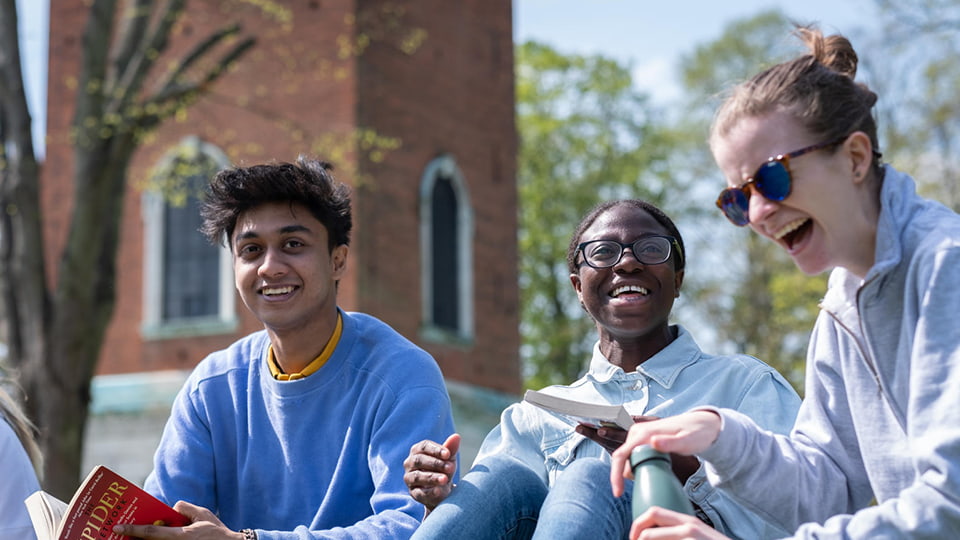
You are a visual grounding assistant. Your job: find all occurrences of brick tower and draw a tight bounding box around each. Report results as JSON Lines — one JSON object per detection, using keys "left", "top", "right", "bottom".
{"left": 42, "top": 1, "right": 521, "bottom": 397}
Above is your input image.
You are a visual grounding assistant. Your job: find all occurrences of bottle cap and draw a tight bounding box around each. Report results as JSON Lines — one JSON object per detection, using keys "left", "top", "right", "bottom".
{"left": 630, "top": 445, "right": 671, "bottom": 468}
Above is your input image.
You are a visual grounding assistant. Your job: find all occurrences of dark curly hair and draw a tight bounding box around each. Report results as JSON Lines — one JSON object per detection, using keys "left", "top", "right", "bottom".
{"left": 200, "top": 156, "right": 352, "bottom": 251}
{"left": 566, "top": 199, "right": 685, "bottom": 275}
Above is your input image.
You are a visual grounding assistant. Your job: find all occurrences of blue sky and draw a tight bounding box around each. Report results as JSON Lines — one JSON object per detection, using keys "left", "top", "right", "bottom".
{"left": 16, "top": 0, "right": 879, "bottom": 155}
{"left": 514, "top": 0, "right": 879, "bottom": 105}
{"left": 15, "top": 0, "right": 48, "bottom": 156}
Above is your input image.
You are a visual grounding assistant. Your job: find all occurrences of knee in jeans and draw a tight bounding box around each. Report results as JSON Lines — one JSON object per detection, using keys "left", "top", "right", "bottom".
{"left": 555, "top": 457, "right": 612, "bottom": 489}
{"left": 462, "top": 454, "right": 548, "bottom": 503}
{"left": 562, "top": 456, "right": 609, "bottom": 476}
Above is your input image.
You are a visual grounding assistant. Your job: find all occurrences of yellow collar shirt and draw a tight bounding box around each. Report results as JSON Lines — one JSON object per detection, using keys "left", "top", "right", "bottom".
{"left": 267, "top": 313, "right": 343, "bottom": 381}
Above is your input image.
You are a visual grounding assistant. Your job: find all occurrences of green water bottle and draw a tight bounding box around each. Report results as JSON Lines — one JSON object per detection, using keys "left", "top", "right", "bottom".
{"left": 630, "top": 445, "right": 695, "bottom": 519}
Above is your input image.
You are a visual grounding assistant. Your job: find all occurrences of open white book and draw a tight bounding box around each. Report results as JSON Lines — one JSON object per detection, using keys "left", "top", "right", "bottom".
{"left": 523, "top": 389, "right": 633, "bottom": 430}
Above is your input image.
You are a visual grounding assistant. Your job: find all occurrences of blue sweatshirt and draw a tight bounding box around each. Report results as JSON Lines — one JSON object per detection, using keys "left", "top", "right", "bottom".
{"left": 145, "top": 310, "right": 457, "bottom": 540}
{"left": 700, "top": 166, "right": 960, "bottom": 538}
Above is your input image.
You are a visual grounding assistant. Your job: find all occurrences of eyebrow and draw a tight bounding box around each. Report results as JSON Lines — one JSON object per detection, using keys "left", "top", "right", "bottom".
{"left": 235, "top": 224, "right": 313, "bottom": 242}
{"left": 581, "top": 232, "right": 666, "bottom": 242}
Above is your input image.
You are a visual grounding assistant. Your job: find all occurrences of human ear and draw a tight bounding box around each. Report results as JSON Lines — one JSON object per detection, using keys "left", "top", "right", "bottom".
{"left": 331, "top": 244, "right": 349, "bottom": 278}
{"left": 674, "top": 269, "right": 684, "bottom": 296}
{"left": 570, "top": 273, "right": 588, "bottom": 307}
{"left": 570, "top": 272, "right": 583, "bottom": 294}
{"left": 844, "top": 131, "right": 873, "bottom": 183}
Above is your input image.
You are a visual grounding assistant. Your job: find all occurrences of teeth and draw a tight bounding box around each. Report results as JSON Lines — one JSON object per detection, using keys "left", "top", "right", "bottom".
{"left": 262, "top": 286, "right": 294, "bottom": 296}
{"left": 610, "top": 285, "right": 649, "bottom": 297}
{"left": 774, "top": 218, "right": 809, "bottom": 240}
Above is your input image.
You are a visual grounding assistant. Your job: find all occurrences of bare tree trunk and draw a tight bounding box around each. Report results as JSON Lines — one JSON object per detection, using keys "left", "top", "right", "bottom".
{"left": 1, "top": 0, "right": 251, "bottom": 497}
{"left": 0, "top": 0, "right": 53, "bottom": 453}
{"left": 38, "top": 140, "right": 136, "bottom": 496}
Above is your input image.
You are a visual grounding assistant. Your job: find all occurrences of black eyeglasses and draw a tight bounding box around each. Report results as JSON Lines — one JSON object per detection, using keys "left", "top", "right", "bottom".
{"left": 577, "top": 235, "right": 681, "bottom": 269}
{"left": 715, "top": 136, "right": 847, "bottom": 226}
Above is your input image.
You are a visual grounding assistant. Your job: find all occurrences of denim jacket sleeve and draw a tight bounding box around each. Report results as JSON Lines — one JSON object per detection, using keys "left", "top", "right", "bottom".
{"left": 473, "top": 401, "right": 605, "bottom": 487}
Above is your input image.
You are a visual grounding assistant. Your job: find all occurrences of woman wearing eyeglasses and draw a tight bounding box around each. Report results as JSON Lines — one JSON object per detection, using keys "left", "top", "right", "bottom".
{"left": 405, "top": 199, "right": 800, "bottom": 540}
{"left": 611, "top": 25, "right": 960, "bottom": 540}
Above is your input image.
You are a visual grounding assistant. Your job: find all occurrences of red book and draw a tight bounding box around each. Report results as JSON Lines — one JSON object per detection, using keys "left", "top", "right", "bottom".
{"left": 24, "top": 464, "right": 189, "bottom": 540}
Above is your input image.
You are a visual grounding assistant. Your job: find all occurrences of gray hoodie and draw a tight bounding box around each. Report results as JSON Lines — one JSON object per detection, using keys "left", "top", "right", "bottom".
{"left": 699, "top": 165, "right": 960, "bottom": 538}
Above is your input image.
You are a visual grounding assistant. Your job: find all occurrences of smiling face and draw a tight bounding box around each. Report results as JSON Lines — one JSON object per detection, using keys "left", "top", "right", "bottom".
{"left": 712, "top": 109, "right": 878, "bottom": 277}
{"left": 570, "top": 204, "right": 683, "bottom": 353}
{"left": 232, "top": 201, "right": 346, "bottom": 340}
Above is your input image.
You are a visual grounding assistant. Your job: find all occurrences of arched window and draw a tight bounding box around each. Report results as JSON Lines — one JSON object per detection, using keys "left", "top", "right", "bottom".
{"left": 141, "top": 137, "right": 236, "bottom": 339}
{"left": 419, "top": 154, "right": 473, "bottom": 342}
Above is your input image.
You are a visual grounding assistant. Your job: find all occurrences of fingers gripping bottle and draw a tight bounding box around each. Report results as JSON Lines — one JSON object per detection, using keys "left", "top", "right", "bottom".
{"left": 630, "top": 445, "right": 695, "bottom": 519}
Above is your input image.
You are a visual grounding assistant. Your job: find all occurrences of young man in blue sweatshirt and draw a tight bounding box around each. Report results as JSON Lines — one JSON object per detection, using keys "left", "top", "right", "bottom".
{"left": 116, "top": 157, "right": 456, "bottom": 540}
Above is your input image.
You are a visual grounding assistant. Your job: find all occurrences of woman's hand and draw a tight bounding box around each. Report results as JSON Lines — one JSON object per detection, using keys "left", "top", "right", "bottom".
{"left": 630, "top": 507, "right": 730, "bottom": 540}
{"left": 579, "top": 415, "right": 701, "bottom": 485}
{"left": 609, "top": 411, "right": 722, "bottom": 497}
{"left": 403, "top": 433, "right": 460, "bottom": 511}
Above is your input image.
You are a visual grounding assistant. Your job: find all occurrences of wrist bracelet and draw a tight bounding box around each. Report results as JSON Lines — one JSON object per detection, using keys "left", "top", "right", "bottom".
{"left": 240, "top": 529, "right": 257, "bottom": 540}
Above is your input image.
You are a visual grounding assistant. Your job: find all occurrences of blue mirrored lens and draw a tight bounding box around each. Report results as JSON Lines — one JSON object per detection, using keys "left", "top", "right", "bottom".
{"left": 719, "top": 189, "right": 749, "bottom": 226}
{"left": 754, "top": 161, "right": 791, "bottom": 200}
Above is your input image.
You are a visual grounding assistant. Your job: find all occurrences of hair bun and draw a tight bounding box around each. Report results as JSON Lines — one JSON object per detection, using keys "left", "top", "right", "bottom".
{"left": 796, "top": 26, "right": 859, "bottom": 79}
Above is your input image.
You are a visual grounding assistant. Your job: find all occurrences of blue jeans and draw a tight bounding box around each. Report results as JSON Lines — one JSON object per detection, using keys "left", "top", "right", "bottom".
{"left": 412, "top": 454, "right": 632, "bottom": 540}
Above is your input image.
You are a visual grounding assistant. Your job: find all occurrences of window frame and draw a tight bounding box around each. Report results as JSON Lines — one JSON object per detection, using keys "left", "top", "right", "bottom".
{"left": 141, "top": 137, "right": 237, "bottom": 340}
{"left": 419, "top": 154, "right": 474, "bottom": 344}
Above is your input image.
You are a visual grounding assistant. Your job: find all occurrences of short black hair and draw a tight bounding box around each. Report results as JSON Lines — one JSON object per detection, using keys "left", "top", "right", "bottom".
{"left": 200, "top": 156, "right": 352, "bottom": 251}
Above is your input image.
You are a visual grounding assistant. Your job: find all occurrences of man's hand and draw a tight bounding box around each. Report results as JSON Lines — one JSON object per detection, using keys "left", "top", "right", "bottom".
{"left": 403, "top": 433, "right": 460, "bottom": 511}
{"left": 576, "top": 415, "right": 659, "bottom": 453}
{"left": 609, "top": 411, "right": 722, "bottom": 497}
{"left": 113, "top": 501, "right": 242, "bottom": 539}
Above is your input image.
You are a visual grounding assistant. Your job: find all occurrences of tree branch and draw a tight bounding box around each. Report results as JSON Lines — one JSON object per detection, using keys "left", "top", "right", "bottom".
{"left": 105, "top": 0, "right": 185, "bottom": 127}
{"left": 135, "top": 35, "right": 256, "bottom": 129}
{"left": 110, "top": 0, "right": 153, "bottom": 80}
{"left": 74, "top": 0, "right": 117, "bottom": 134}
{"left": 161, "top": 23, "right": 244, "bottom": 88}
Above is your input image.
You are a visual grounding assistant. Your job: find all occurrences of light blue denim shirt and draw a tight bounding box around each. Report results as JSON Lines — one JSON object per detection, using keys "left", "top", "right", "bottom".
{"left": 474, "top": 325, "right": 800, "bottom": 539}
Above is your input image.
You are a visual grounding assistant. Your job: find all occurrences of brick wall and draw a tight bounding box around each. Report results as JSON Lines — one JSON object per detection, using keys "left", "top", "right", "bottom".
{"left": 43, "top": 0, "right": 521, "bottom": 394}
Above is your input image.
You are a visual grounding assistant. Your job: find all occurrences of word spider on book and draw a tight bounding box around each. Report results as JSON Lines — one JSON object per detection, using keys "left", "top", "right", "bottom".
{"left": 24, "top": 464, "right": 189, "bottom": 540}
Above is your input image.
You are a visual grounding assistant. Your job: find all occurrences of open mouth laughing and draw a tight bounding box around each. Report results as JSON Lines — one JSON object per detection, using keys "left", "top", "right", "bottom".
{"left": 774, "top": 218, "right": 812, "bottom": 250}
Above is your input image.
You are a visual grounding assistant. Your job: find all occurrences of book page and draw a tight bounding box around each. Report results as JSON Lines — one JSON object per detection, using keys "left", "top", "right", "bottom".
{"left": 523, "top": 389, "right": 633, "bottom": 429}
{"left": 24, "top": 491, "right": 68, "bottom": 540}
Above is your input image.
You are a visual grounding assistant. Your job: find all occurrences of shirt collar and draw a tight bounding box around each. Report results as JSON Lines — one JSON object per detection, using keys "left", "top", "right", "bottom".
{"left": 585, "top": 325, "right": 700, "bottom": 389}
{"left": 268, "top": 311, "right": 343, "bottom": 380}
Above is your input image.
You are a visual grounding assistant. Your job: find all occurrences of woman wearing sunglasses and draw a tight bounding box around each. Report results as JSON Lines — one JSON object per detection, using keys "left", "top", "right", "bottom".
{"left": 611, "top": 25, "right": 960, "bottom": 540}
{"left": 405, "top": 199, "right": 800, "bottom": 540}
